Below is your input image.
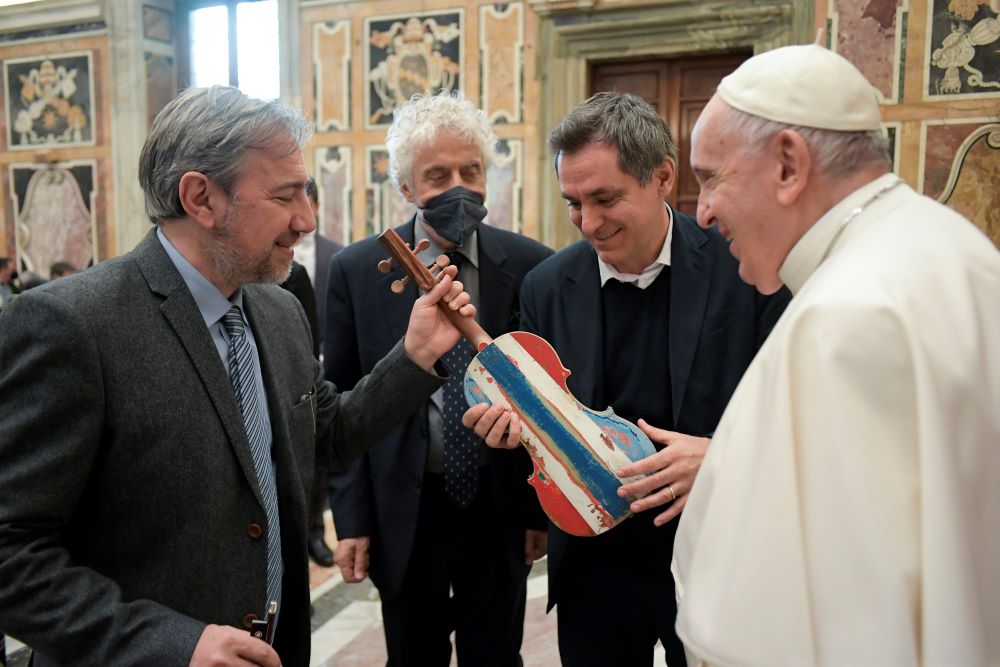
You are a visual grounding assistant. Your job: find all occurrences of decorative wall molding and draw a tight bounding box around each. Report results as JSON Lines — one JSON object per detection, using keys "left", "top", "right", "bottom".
{"left": 365, "top": 145, "right": 414, "bottom": 238}
{"left": 315, "top": 145, "right": 353, "bottom": 246}
{"left": 313, "top": 20, "right": 351, "bottom": 132}
{"left": 486, "top": 138, "right": 524, "bottom": 233}
{"left": 480, "top": 3, "right": 524, "bottom": 124}
{"left": 828, "top": 0, "right": 908, "bottom": 104}
{"left": 9, "top": 159, "right": 98, "bottom": 273}
{"left": 0, "top": 0, "right": 102, "bottom": 34}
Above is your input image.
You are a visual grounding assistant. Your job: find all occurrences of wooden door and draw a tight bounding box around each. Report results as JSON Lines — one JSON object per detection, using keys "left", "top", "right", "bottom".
{"left": 590, "top": 54, "right": 748, "bottom": 217}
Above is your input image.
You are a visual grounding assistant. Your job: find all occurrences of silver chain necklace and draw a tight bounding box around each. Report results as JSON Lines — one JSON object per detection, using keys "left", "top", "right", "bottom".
{"left": 820, "top": 177, "right": 903, "bottom": 262}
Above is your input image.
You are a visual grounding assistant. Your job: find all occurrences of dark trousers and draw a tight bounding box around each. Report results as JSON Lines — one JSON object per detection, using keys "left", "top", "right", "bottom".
{"left": 556, "top": 514, "right": 686, "bottom": 667}
{"left": 381, "top": 473, "right": 526, "bottom": 667}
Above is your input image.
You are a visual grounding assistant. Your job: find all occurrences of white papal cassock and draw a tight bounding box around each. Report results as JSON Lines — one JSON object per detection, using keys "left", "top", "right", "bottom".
{"left": 672, "top": 174, "right": 1000, "bottom": 666}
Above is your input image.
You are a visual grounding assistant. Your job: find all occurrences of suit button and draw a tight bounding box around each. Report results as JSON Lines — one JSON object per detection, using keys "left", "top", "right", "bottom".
{"left": 247, "top": 523, "right": 263, "bottom": 539}
{"left": 242, "top": 612, "right": 257, "bottom": 629}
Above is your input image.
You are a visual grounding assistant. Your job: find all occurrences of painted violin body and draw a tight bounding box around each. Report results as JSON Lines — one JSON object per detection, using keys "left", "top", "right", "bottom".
{"left": 464, "top": 331, "right": 655, "bottom": 536}
{"left": 376, "top": 228, "right": 654, "bottom": 537}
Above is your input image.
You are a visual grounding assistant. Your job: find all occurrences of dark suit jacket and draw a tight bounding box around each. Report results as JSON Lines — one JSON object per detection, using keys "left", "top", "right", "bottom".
{"left": 314, "top": 233, "right": 343, "bottom": 347}
{"left": 519, "top": 211, "right": 790, "bottom": 609}
{"left": 281, "top": 260, "right": 320, "bottom": 357}
{"left": 325, "top": 218, "right": 553, "bottom": 599}
{"left": 0, "top": 230, "right": 445, "bottom": 666}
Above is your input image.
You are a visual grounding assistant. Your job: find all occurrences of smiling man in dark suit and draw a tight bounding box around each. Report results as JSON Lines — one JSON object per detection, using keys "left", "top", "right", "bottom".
{"left": 466, "top": 92, "right": 790, "bottom": 667}
{"left": 324, "top": 91, "right": 552, "bottom": 666}
{"left": 0, "top": 85, "right": 473, "bottom": 667}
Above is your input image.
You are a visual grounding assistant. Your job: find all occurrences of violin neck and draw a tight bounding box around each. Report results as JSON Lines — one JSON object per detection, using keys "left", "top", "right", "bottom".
{"left": 378, "top": 228, "right": 492, "bottom": 350}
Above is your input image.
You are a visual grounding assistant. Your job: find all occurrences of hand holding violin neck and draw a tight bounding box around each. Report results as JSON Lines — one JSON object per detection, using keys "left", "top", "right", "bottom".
{"left": 377, "top": 228, "right": 490, "bottom": 349}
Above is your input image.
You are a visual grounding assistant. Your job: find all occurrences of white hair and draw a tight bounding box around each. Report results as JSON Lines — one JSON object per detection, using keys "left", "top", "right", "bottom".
{"left": 385, "top": 90, "right": 496, "bottom": 192}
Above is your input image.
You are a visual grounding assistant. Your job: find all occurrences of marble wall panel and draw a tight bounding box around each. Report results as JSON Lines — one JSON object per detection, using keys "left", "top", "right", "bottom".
{"left": 315, "top": 146, "right": 352, "bottom": 246}
{"left": 925, "top": 0, "right": 1000, "bottom": 98}
{"left": 486, "top": 138, "right": 522, "bottom": 232}
{"left": 830, "top": 0, "right": 907, "bottom": 102}
{"left": 142, "top": 5, "right": 172, "bottom": 44}
{"left": 921, "top": 119, "right": 986, "bottom": 197}
{"left": 4, "top": 51, "right": 95, "bottom": 149}
{"left": 365, "top": 9, "right": 463, "bottom": 128}
{"left": 145, "top": 52, "right": 174, "bottom": 129}
{"left": 365, "top": 145, "right": 415, "bottom": 237}
{"left": 10, "top": 160, "right": 97, "bottom": 274}
{"left": 480, "top": 3, "right": 524, "bottom": 123}
{"left": 932, "top": 122, "right": 1000, "bottom": 246}
{"left": 313, "top": 20, "right": 351, "bottom": 132}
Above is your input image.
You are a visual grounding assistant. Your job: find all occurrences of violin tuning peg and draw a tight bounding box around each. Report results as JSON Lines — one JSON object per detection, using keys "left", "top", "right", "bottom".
{"left": 391, "top": 277, "right": 409, "bottom": 294}
{"left": 377, "top": 258, "right": 394, "bottom": 274}
{"left": 415, "top": 239, "right": 430, "bottom": 253}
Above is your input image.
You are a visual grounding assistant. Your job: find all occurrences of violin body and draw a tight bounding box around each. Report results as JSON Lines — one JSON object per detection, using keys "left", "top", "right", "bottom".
{"left": 374, "top": 228, "right": 652, "bottom": 538}
{"left": 464, "top": 331, "right": 656, "bottom": 537}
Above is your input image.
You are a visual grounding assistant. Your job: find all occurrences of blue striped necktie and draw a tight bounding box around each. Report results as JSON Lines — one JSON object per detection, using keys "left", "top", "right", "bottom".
{"left": 223, "top": 305, "right": 282, "bottom": 617}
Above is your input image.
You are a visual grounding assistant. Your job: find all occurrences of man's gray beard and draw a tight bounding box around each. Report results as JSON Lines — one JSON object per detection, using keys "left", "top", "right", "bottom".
{"left": 208, "top": 206, "right": 292, "bottom": 287}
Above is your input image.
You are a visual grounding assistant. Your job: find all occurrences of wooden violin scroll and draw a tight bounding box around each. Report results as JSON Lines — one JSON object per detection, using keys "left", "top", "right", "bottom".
{"left": 377, "top": 228, "right": 491, "bottom": 349}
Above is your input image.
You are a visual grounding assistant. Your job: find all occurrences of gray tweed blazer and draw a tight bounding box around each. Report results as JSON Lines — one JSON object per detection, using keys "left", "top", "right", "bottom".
{"left": 0, "top": 229, "right": 444, "bottom": 666}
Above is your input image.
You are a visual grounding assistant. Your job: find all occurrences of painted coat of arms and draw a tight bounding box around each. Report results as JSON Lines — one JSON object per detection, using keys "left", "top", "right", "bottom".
{"left": 927, "top": 0, "right": 1000, "bottom": 97}
{"left": 5, "top": 52, "right": 95, "bottom": 149}
{"left": 366, "top": 11, "right": 462, "bottom": 127}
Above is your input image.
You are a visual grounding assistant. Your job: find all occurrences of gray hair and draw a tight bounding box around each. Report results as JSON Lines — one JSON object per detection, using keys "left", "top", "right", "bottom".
{"left": 548, "top": 92, "right": 678, "bottom": 187}
{"left": 139, "top": 86, "right": 313, "bottom": 223}
{"left": 717, "top": 105, "right": 891, "bottom": 179}
{"left": 385, "top": 90, "right": 496, "bottom": 192}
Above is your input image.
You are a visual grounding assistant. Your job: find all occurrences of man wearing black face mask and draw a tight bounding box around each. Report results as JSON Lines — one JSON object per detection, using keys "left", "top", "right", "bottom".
{"left": 323, "top": 91, "right": 552, "bottom": 666}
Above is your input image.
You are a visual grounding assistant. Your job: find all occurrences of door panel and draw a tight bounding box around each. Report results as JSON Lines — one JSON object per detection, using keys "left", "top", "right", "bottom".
{"left": 590, "top": 54, "right": 748, "bottom": 217}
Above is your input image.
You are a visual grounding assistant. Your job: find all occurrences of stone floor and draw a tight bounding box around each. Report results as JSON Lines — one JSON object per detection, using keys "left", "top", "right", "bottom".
{"left": 4, "top": 514, "right": 667, "bottom": 666}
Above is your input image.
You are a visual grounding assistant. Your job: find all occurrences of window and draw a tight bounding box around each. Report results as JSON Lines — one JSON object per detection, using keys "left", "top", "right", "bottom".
{"left": 182, "top": 0, "right": 279, "bottom": 100}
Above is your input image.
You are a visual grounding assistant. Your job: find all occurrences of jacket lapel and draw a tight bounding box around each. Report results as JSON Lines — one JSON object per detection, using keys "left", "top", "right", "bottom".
{"left": 559, "top": 246, "right": 604, "bottom": 409}
{"left": 477, "top": 225, "right": 516, "bottom": 338}
{"left": 668, "top": 212, "right": 713, "bottom": 426}
{"left": 135, "top": 229, "right": 266, "bottom": 506}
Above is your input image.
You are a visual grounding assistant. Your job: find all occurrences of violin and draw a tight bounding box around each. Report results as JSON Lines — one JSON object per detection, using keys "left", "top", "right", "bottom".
{"left": 378, "top": 228, "right": 655, "bottom": 537}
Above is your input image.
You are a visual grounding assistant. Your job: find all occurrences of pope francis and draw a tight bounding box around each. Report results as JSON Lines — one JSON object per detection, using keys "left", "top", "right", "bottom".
{"left": 616, "top": 44, "right": 1000, "bottom": 666}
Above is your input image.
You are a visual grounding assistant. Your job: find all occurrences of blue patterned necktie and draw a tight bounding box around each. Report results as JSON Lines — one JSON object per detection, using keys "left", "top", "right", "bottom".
{"left": 223, "top": 305, "right": 282, "bottom": 615}
{"left": 440, "top": 251, "right": 479, "bottom": 508}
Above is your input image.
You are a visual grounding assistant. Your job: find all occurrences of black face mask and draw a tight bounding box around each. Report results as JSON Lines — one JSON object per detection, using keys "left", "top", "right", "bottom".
{"left": 419, "top": 186, "right": 487, "bottom": 246}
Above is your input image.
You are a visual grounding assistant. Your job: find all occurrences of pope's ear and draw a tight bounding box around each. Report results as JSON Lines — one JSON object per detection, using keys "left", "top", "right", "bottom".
{"left": 773, "top": 129, "right": 811, "bottom": 206}
{"left": 178, "top": 171, "right": 225, "bottom": 229}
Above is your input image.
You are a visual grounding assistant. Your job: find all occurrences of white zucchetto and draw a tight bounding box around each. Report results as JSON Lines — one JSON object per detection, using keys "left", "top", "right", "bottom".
{"left": 717, "top": 44, "right": 883, "bottom": 131}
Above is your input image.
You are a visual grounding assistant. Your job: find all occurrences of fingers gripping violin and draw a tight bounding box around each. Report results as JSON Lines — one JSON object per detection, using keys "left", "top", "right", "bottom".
{"left": 378, "top": 229, "right": 655, "bottom": 537}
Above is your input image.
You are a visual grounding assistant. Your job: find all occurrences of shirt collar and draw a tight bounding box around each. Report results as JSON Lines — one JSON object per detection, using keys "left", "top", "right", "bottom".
{"left": 598, "top": 203, "right": 673, "bottom": 289}
{"left": 414, "top": 217, "right": 480, "bottom": 269}
{"left": 778, "top": 173, "right": 899, "bottom": 294}
{"left": 156, "top": 226, "right": 243, "bottom": 328}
